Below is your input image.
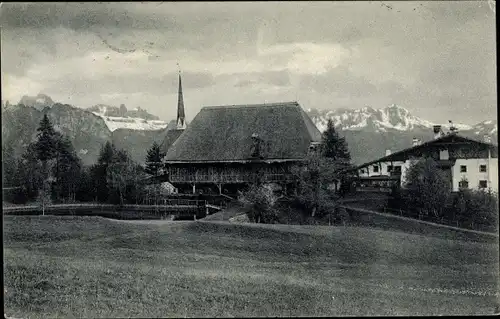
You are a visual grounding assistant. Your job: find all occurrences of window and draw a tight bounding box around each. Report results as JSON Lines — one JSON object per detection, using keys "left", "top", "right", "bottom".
{"left": 479, "top": 180, "right": 488, "bottom": 188}
{"left": 360, "top": 169, "right": 365, "bottom": 174}
{"left": 394, "top": 166, "right": 402, "bottom": 173}
{"left": 373, "top": 165, "right": 379, "bottom": 173}
{"left": 460, "top": 165, "right": 467, "bottom": 173}
{"left": 459, "top": 180, "right": 469, "bottom": 189}
{"left": 440, "top": 149, "right": 449, "bottom": 160}
{"left": 387, "top": 166, "right": 393, "bottom": 172}
{"left": 480, "top": 165, "right": 487, "bottom": 173}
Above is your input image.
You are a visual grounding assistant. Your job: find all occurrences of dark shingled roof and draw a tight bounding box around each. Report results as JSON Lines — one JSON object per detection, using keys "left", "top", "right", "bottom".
{"left": 160, "top": 129, "right": 184, "bottom": 154}
{"left": 164, "top": 102, "right": 322, "bottom": 162}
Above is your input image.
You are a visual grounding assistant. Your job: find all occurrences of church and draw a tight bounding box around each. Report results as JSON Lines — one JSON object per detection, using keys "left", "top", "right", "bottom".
{"left": 159, "top": 73, "right": 323, "bottom": 196}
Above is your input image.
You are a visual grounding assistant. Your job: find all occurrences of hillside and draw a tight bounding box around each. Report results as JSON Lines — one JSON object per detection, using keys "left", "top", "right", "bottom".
{"left": 2, "top": 95, "right": 496, "bottom": 166}
{"left": 4, "top": 216, "right": 499, "bottom": 317}
{"left": 2, "top": 97, "right": 175, "bottom": 165}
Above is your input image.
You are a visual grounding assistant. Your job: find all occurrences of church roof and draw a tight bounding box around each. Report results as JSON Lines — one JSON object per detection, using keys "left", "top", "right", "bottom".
{"left": 160, "top": 128, "right": 184, "bottom": 154}
{"left": 164, "top": 101, "right": 322, "bottom": 163}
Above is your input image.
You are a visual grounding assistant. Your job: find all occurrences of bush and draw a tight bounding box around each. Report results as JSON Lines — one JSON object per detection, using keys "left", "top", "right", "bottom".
{"left": 238, "top": 184, "right": 279, "bottom": 224}
{"left": 403, "top": 157, "right": 452, "bottom": 218}
{"left": 451, "top": 188, "right": 498, "bottom": 229}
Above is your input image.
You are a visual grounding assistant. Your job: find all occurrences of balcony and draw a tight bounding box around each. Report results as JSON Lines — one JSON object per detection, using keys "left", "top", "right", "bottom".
{"left": 389, "top": 171, "right": 402, "bottom": 177}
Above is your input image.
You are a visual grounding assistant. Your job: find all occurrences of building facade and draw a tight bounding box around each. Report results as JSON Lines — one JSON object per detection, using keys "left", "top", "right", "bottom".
{"left": 162, "top": 101, "right": 323, "bottom": 195}
{"left": 355, "top": 128, "right": 498, "bottom": 193}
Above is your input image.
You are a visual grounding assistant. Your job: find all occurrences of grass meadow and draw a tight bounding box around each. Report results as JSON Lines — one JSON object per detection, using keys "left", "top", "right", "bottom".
{"left": 3, "top": 216, "right": 500, "bottom": 317}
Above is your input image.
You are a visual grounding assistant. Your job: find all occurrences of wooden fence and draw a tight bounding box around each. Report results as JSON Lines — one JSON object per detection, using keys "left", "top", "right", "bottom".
{"left": 2, "top": 201, "right": 214, "bottom": 220}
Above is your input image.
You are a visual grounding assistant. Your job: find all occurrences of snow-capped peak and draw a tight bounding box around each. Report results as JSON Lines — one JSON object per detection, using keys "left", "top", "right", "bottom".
{"left": 86, "top": 103, "right": 167, "bottom": 131}
{"left": 472, "top": 119, "right": 498, "bottom": 136}
{"left": 307, "top": 104, "right": 479, "bottom": 133}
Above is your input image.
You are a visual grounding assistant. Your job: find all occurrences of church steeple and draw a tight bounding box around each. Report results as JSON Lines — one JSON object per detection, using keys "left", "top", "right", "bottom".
{"left": 176, "top": 64, "right": 186, "bottom": 130}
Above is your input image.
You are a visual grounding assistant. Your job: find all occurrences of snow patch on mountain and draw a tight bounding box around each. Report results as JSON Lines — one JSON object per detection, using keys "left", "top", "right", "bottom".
{"left": 308, "top": 104, "right": 473, "bottom": 132}
{"left": 88, "top": 104, "right": 168, "bottom": 132}
{"left": 92, "top": 112, "right": 169, "bottom": 132}
{"left": 472, "top": 119, "right": 498, "bottom": 136}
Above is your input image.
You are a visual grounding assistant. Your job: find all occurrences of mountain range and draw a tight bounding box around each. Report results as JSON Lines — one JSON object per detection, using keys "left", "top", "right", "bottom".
{"left": 307, "top": 104, "right": 497, "bottom": 164}
{"left": 1, "top": 95, "right": 497, "bottom": 166}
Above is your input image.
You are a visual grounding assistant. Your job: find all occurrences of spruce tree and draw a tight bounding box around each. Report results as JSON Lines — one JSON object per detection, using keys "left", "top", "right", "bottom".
{"left": 145, "top": 141, "right": 166, "bottom": 177}
{"left": 34, "top": 114, "right": 60, "bottom": 209}
{"left": 35, "top": 114, "right": 58, "bottom": 163}
{"left": 91, "top": 141, "right": 117, "bottom": 202}
{"left": 53, "top": 136, "right": 82, "bottom": 202}
{"left": 98, "top": 141, "right": 116, "bottom": 166}
{"left": 321, "top": 119, "right": 351, "bottom": 163}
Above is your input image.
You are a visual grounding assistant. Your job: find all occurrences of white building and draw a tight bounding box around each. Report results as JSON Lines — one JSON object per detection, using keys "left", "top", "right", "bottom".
{"left": 355, "top": 127, "right": 498, "bottom": 193}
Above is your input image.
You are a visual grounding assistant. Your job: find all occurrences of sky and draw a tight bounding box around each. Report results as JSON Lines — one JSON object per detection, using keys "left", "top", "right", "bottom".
{"left": 0, "top": 1, "right": 497, "bottom": 124}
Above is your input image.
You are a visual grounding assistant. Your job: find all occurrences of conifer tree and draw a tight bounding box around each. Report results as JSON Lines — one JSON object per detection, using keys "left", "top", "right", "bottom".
{"left": 34, "top": 114, "right": 60, "bottom": 210}
{"left": 145, "top": 141, "right": 165, "bottom": 177}
{"left": 321, "top": 119, "right": 351, "bottom": 163}
{"left": 35, "top": 114, "right": 58, "bottom": 163}
{"left": 52, "top": 135, "right": 82, "bottom": 202}
{"left": 91, "top": 141, "right": 117, "bottom": 202}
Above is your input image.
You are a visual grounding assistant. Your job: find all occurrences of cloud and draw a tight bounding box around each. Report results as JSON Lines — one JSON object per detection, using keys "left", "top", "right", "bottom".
{"left": 225, "top": 70, "right": 291, "bottom": 88}
{"left": 0, "top": 2, "right": 496, "bottom": 125}
{"left": 0, "top": 3, "right": 180, "bottom": 31}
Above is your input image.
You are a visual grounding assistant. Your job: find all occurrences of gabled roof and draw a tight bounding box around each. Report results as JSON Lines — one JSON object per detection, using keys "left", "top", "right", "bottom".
{"left": 356, "top": 133, "right": 498, "bottom": 169}
{"left": 160, "top": 128, "right": 184, "bottom": 154}
{"left": 164, "top": 101, "right": 322, "bottom": 162}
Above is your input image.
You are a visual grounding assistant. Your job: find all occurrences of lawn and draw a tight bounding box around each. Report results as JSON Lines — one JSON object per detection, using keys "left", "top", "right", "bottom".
{"left": 3, "top": 216, "right": 500, "bottom": 317}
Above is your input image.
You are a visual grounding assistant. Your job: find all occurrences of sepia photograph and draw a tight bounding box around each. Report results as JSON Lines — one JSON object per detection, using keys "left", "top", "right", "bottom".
{"left": 1, "top": 1, "right": 499, "bottom": 317}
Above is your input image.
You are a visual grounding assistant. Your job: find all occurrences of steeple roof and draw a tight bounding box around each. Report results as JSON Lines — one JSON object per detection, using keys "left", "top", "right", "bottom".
{"left": 176, "top": 73, "right": 185, "bottom": 128}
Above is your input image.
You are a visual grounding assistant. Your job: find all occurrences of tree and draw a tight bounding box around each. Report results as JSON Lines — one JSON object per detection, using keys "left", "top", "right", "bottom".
{"left": 321, "top": 119, "right": 351, "bottom": 163}
{"left": 13, "top": 144, "right": 44, "bottom": 203}
{"left": 75, "top": 166, "right": 95, "bottom": 202}
{"left": 145, "top": 141, "right": 166, "bottom": 177}
{"left": 34, "top": 114, "right": 59, "bottom": 164}
{"left": 291, "top": 154, "right": 340, "bottom": 217}
{"left": 52, "top": 136, "right": 82, "bottom": 202}
{"left": 288, "top": 118, "right": 355, "bottom": 219}
{"left": 98, "top": 141, "right": 117, "bottom": 166}
{"left": 106, "top": 148, "right": 138, "bottom": 205}
{"left": 452, "top": 188, "right": 498, "bottom": 229}
{"left": 2, "top": 142, "right": 17, "bottom": 187}
{"left": 91, "top": 141, "right": 118, "bottom": 202}
{"left": 238, "top": 183, "right": 279, "bottom": 224}
{"left": 403, "top": 157, "right": 451, "bottom": 218}
{"left": 33, "top": 114, "right": 60, "bottom": 209}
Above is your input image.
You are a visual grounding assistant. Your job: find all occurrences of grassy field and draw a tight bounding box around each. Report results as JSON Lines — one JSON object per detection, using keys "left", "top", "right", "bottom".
{"left": 3, "top": 216, "right": 500, "bottom": 318}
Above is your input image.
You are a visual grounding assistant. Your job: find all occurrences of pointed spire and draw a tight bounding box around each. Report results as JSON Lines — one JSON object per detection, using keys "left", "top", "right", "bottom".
{"left": 176, "top": 63, "right": 186, "bottom": 129}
